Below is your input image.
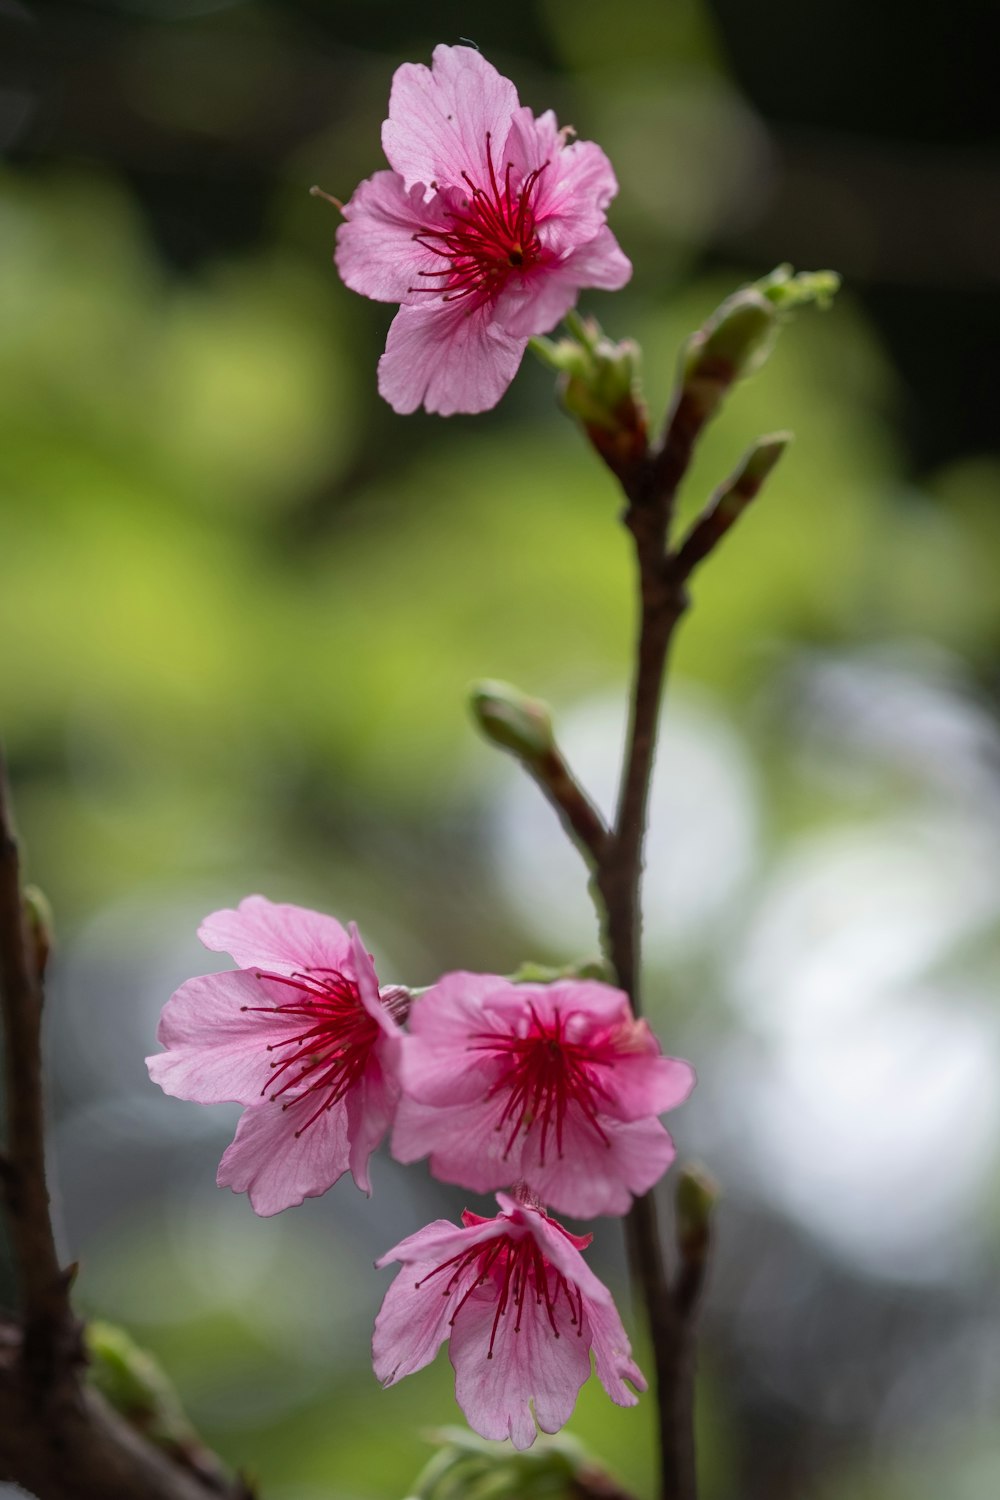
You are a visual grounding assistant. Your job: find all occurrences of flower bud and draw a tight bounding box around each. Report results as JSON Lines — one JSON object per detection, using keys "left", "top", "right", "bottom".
{"left": 22, "top": 884, "right": 54, "bottom": 980}
{"left": 680, "top": 265, "right": 841, "bottom": 423}
{"left": 406, "top": 1427, "right": 591, "bottom": 1500}
{"left": 470, "top": 680, "right": 555, "bottom": 762}
{"left": 682, "top": 290, "right": 777, "bottom": 422}
{"left": 675, "top": 1163, "right": 719, "bottom": 1263}
{"left": 85, "top": 1321, "right": 218, "bottom": 1478}
{"left": 532, "top": 316, "right": 648, "bottom": 482}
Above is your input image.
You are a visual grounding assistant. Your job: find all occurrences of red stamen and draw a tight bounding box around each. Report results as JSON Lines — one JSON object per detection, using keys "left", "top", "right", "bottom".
{"left": 408, "top": 132, "right": 548, "bottom": 304}
{"left": 419, "top": 1226, "right": 582, "bottom": 1359}
{"left": 248, "top": 967, "right": 381, "bottom": 1136}
{"left": 468, "top": 1006, "right": 613, "bottom": 1163}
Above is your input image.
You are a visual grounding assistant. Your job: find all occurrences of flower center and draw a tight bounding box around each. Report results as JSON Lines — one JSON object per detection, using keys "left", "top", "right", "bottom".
{"left": 469, "top": 1004, "right": 613, "bottom": 1164}
{"left": 243, "top": 969, "right": 381, "bottom": 1137}
{"left": 411, "top": 131, "right": 547, "bottom": 305}
{"left": 415, "top": 1227, "right": 583, "bottom": 1358}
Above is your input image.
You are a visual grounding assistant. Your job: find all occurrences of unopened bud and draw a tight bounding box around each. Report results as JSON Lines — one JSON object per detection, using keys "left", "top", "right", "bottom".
{"left": 683, "top": 289, "right": 777, "bottom": 406}
{"left": 532, "top": 317, "right": 648, "bottom": 481}
{"left": 407, "top": 1428, "right": 589, "bottom": 1500}
{"left": 675, "top": 1164, "right": 719, "bottom": 1262}
{"left": 757, "top": 263, "right": 841, "bottom": 312}
{"left": 508, "top": 957, "right": 614, "bottom": 985}
{"left": 681, "top": 265, "right": 840, "bottom": 422}
{"left": 23, "top": 885, "right": 54, "bottom": 980}
{"left": 85, "top": 1321, "right": 218, "bottom": 1479}
{"left": 470, "top": 680, "right": 555, "bottom": 762}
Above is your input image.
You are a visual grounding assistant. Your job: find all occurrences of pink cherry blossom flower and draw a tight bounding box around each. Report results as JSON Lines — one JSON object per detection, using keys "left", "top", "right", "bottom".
{"left": 373, "top": 1190, "right": 645, "bottom": 1449}
{"left": 392, "top": 973, "right": 694, "bottom": 1218}
{"left": 146, "top": 897, "right": 405, "bottom": 1216}
{"left": 335, "top": 44, "right": 632, "bottom": 415}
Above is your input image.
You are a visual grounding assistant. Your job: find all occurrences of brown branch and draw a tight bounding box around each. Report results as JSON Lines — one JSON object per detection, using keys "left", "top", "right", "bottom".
{"left": 0, "top": 752, "right": 73, "bottom": 1384}
{"left": 0, "top": 752, "right": 257, "bottom": 1500}
{"left": 669, "top": 435, "right": 791, "bottom": 585}
{"left": 526, "top": 746, "right": 611, "bottom": 872}
{"left": 0, "top": 1323, "right": 255, "bottom": 1500}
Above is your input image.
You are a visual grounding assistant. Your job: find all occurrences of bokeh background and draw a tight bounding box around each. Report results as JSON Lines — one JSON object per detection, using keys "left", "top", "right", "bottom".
{"left": 2, "top": 1, "right": 999, "bottom": 1497}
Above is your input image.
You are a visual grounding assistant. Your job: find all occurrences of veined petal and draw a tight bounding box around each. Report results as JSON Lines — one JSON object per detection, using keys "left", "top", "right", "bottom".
{"left": 524, "top": 1114, "right": 677, "bottom": 1218}
{"left": 336, "top": 171, "right": 457, "bottom": 304}
{"left": 450, "top": 1279, "right": 590, "bottom": 1450}
{"left": 382, "top": 44, "right": 519, "bottom": 195}
{"left": 378, "top": 301, "right": 526, "bottom": 416}
{"left": 602, "top": 1051, "right": 697, "bottom": 1122}
{"left": 503, "top": 108, "right": 620, "bottom": 254}
{"left": 147, "top": 969, "right": 299, "bottom": 1106}
{"left": 345, "top": 1056, "right": 398, "bottom": 1195}
{"left": 198, "top": 895, "right": 352, "bottom": 976}
{"left": 495, "top": 226, "right": 632, "bottom": 340}
{"left": 585, "top": 1297, "right": 647, "bottom": 1407}
{"left": 216, "top": 1095, "right": 351, "bottom": 1216}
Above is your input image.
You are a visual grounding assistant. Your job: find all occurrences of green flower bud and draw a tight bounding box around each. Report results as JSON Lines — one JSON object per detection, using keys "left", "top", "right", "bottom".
{"left": 406, "top": 1428, "right": 591, "bottom": 1500}
{"left": 680, "top": 266, "right": 841, "bottom": 424}
{"left": 530, "top": 317, "right": 648, "bottom": 482}
{"left": 22, "top": 884, "right": 54, "bottom": 980}
{"left": 685, "top": 289, "right": 777, "bottom": 390}
{"left": 85, "top": 1321, "right": 219, "bottom": 1479}
{"left": 675, "top": 1164, "right": 719, "bottom": 1261}
{"left": 508, "top": 957, "right": 614, "bottom": 985}
{"left": 470, "top": 680, "right": 555, "bottom": 762}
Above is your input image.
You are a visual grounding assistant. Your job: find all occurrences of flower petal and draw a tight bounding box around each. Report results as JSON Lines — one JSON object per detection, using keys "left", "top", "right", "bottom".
{"left": 601, "top": 1049, "right": 696, "bottom": 1123}
{"left": 503, "top": 108, "right": 621, "bottom": 254}
{"left": 378, "top": 302, "right": 526, "bottom": 416}
{"left": 198, "top": 895, "right": 352, "bottom": 976}
{"left": 382, "top": 44, "right": 519, "bottom": 194}
{"left": 345, "top": 1054, "right": 398, "bottom": 1195}
{"left": 495, "top": 226, "right": 632, "bottom": 340}
{"left": 585, "top": 1297, "right": 647, "bottom": 1407}
{"left": 522, "top": 1114, "right": 678, "bottom": 1218}
{"left": 216, "top": 1096, "right": 350, "bottom": 1216}
{"left": 336, "top": 171, "right": 458, "bottom": 304}
{"left": 450, "top": 1278, "right": 590, "bottom": 1449}
{"left": 372, "top": 1254, "right": 459, "bottom": 1386}
{"left": 399, "top": 971, "right": 513, "bottom": 1106}
{"left": 147, "top": 969, "right": 296, "bottom": 1106}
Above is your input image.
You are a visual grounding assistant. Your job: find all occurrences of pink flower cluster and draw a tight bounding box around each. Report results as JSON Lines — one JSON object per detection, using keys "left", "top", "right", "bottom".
{"left": 148, "top": 896, "right": 694, "bottom": 1448}
{"left": 334, "top": 44, "right": 631, "bottom": 415}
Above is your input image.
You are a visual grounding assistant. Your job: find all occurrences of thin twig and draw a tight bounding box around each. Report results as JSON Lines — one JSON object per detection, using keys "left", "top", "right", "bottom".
{"left": 526, "top": 746, "right": 611, "bottom": 871}
{"left": 669, "top": 434, "right": 791, "bottom": 585}
{"left": 0, "top": 751, "right": 75, "bottom": 1384}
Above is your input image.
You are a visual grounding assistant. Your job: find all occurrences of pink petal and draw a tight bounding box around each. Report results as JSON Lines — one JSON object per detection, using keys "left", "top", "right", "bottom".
{"left": 147, "top": 969, "right": 296, "bottom": 1106}
{"left": 378, "top": 301, "right": 526, "bottom": 416}
{"left": 198, "top": 895, "right": 352, "bottom": 976}
{"left": 601, "top": 1050, "right": 696, "bottom": 1123}
{"left": 376, "top": 1213, "right": 509, "bottom": 1272}
{"left": 522, "top": 1113, "right": 678, "bottom": 1218}
{"left": 505, "top": 978, "right": 630, "bottom": 1033}
{"left": 584, "top": 1296, "right": 647, "bottom": 1407}
{"left": 503, "top": 108, "right": 621, "bottom": 254}
{"left": 335, "top": 171, "right": 457, "bottom": 304}
{"left": 348, "top": 923, "right": 401, "bottom": 1043}
{"left": 449, "top": 1278, "right": 591, "bottom": 1449}
{"left": 390, "top": 1090, "right": 511, "bottom": 1183}
{"left": 399, "top": 972, "right": 513, "bottom": 1107}
{"left": 216, "top": 1096, "right": 350, "bottom": 1216}
{"left": 382, "top": 44, "right": 519, "bottom": 195}
{"left": 345, "top": 1055, "right": 398, "bottom": 1195}
{"left": 372, "top": 1258, "right": 458, "bottom": 1386}
{"left": 495, "top": 226, "right": 633, "bottom": 340}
